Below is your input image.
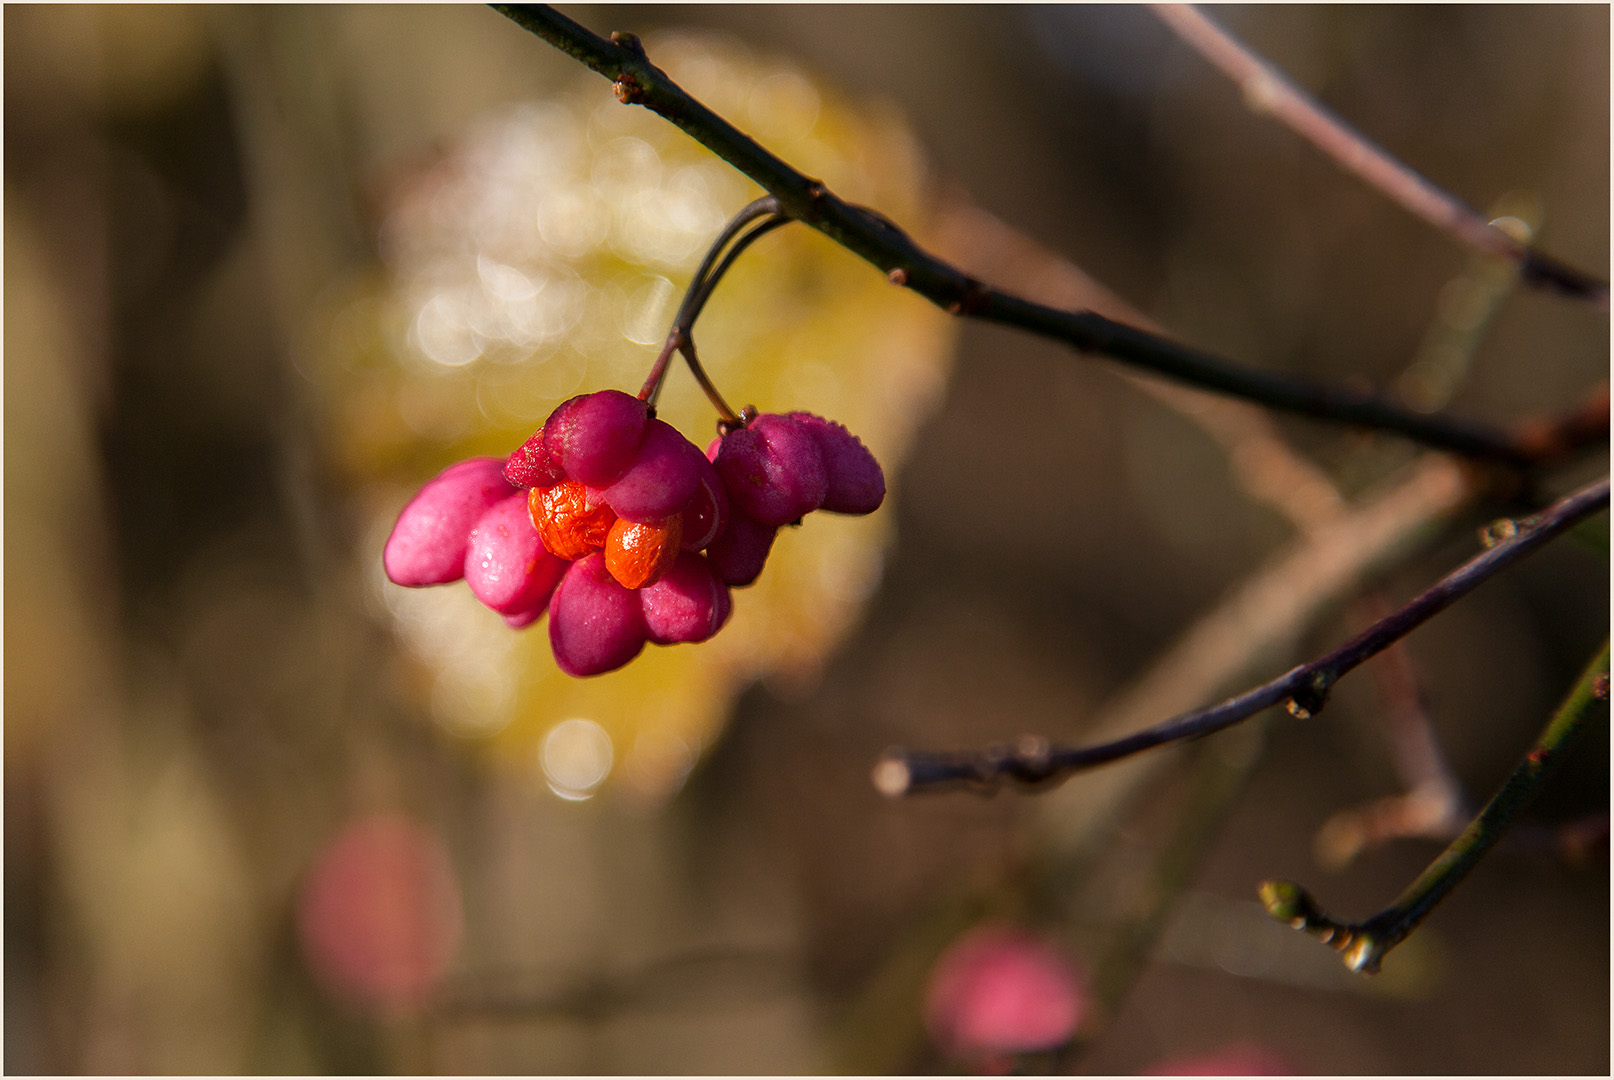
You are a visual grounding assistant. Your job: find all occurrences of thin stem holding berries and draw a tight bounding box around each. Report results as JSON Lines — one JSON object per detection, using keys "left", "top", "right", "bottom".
{"left": 1261, "top": 638, "right": 1610, "bottom": 974}
{"left": 672, "top": 199, "right": 788, "bottom": 329}
{"left": 639, "top": 195, "right": 792, "bottom": 425}
{"left": 676, "top": 338, "right": 740, "bottom": 429}
{"left": 875, "top": 476, "right": 1609, "bottom": 796}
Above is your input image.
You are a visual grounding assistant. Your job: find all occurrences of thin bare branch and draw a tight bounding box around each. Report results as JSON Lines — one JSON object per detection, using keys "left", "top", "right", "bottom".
{"left": 930, "top": 198, "right": 1349, "bottom": 537}
{"left": 876, "top": 476, "right": 1609, "bottom": 796}
{"left": 491, "top": 4, "right": 1606, "bottom": 469}
{"left": 1262, "top": 638, "right": 1610, "bottom": 974}
{"left": 1152, "top": 4, "right": 1609, "bottom": 310}
{"left": 1314, "top": 594, "right": 1465, "bottom": 868}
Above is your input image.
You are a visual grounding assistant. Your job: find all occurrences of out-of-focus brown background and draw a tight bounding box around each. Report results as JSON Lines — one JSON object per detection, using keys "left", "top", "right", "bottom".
{"left": 6, "top": 5, "right": 1607, "bottom": 1074}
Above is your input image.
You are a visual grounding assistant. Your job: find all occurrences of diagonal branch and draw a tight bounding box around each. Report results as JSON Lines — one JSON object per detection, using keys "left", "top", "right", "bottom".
{"left": 1151, "top": 4, "right": 1609, "bottom": 311}
{"left": 874, "top": 476, "right": 1609, "bottom": 796}
{"left": 1261, "top": 638, "right": 1610, "bottom": 974}
{"left": 490, "top": 4, "right": 1605, "bottom": 470}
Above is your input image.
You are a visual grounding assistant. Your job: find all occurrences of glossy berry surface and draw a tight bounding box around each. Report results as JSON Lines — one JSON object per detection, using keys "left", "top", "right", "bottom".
{"left": 712, "top": 413, "right": 828, "bottom": 527}
{"left": 384, "top": 457, "right": 516, "bottom": 587}
{"left": 503, "top": 389, "right": 649, "bottom": 489}
{"left": 547, "top": 389, "right": 650, "bottom": 486}
{"left": 388, "top": 391, "right": 887, "bottom": 680}
{"left": 704, "top": 510, "right": 777, "bottom": 588}
{"left": 602, "top": 418, "right": 706, "bottom": 522}
{"left": 463, "top": 492, "right": 569, "bottom": 616}
{"left": 548, "top": 553, "right": 649, "bottom": 677}
{"left": 641, "top": 553, "right": 732, "bottom": 645}
{"left": 679, "top": 458, "right": 730, "bottom": 551}
{"left": 603, "top": 515, "right": 683, "bottom": 591}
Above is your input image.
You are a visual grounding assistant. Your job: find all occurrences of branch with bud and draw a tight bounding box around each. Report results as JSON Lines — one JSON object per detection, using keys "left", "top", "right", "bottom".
{"left": 1260, "top": 639, "right": 1609, "bottom": 974}
{"left": 876, "top": 477, "right": 1608, "bottom": 795}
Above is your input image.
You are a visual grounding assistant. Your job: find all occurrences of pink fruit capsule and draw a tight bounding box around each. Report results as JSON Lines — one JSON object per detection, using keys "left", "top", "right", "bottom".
{"left": 641, "top": 552, "right": 732, "bottom": 645}
{"left": 602, "top": 419, "right": 705, "bottom": 523}
{"left": 705, "top": 510, "right": 778, "bottom": 587}
{"left": 384, "top": 457, "right": 516, "bottom": 587}
{"left": 547, "top": 553, "right": 649, "bottom": 677}
{"left": 713, "top": 413, "right": 828, "bottom": 527}
{"left": 502, "top": 605, "right": 547, "bottom": 630}
{"left": 463, "top": 492, "right": 568, "bottom": 615}
{"left": 786, "top": 412, "right": 885, "bottom": 515}
{"left": 545, "top": 389, "right": 650, "bottom": 487}
{"left": 680, "top": 455, "right": 730, "bottom": 551}
{"left": 504, "top": 426, "right": 566, "bottom": 489}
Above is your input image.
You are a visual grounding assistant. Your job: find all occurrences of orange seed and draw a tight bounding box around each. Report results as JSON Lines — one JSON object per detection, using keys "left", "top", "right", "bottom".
{"left": 604, "top": 514, "right": 683, "bottom": 590}
{"left": 531, "top": 480, "right": 616, "bottom": 561}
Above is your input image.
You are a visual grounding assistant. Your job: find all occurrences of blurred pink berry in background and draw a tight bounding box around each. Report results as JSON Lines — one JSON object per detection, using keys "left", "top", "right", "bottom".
{"left": 1144, "top": 1042, "right": 1296, "bottom": 1075}
{"left": 297, "top": 814, "right": 463, "bottom": 1013}
{"left": 924, "top": 923, "right": 1087, "bottom": 1066}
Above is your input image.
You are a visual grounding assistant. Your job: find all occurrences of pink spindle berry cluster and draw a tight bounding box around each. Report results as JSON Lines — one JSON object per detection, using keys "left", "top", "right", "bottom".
{"left": 384, "top": 389, "right": 884, "bottom": 677}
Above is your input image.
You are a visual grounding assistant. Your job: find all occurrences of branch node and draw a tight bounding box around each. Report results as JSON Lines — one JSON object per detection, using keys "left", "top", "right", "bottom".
{"left": 609, "top": 30, "right": 647, "bottom": 58}
{"left": 945, "top": 281, "right": 989, "bottom": 317}
{"left": 613, "top": 73, "right": 648, "bottom": 104}
{"left": 1477, "top": 517, "right": 1519, "bottom": 549}
{"left": 1285, "top": 668, "right": 1335, "bottom": 720}
{"left": 886, "top": 267, "right": 909, "bottom": 287}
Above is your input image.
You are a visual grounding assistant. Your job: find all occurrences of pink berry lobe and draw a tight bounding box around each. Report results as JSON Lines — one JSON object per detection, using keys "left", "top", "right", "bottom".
{"left": 787, "top": 411, "right": 885, "bottom": 515}
{"left": 640, "top": 553, "right": 733, "bottom": 644}
{"left": 547, "top": 389, "right": 650, "bottom": 487}
{"left": 704, "top": 510, "right": 778, "bottom": 587}
{"left": 384, "top": 457, "right": 516, "bottom": 587}
{"left": 463, "top": 492, "right": 568, "bottom": 615}
{"left": 713, "top": 413, "right": 828, "bottom": 527}
{"left": 602, "top": 418, "right": 706, "bottom": 523}
{"left": 547, "top": 553, "right": 650, "bottom": 677}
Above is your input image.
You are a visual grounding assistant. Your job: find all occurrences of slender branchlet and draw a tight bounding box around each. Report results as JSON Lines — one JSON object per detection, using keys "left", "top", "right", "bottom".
{"left": 874, "top": 476, "right": 1609, "bottom": 797}
{"left": 491, "top": 4, "right": 1608, "bottom": 469}
{"left": 1261, "top": 638, "right": 1610, "bottom": 974}
{"left": 1151, "top": 3, "right": 1610, "bottom": 311}
{"left": 636, "top": 195, "right": 792, "bottom": 424}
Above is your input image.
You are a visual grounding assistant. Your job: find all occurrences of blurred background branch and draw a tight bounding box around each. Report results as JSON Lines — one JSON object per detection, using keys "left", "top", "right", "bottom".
{"left": 882, "top": 476, "right": 1608, "bottom": 794}
{"left": 1152, "top": 4, "right": 1610, "bottom": 310}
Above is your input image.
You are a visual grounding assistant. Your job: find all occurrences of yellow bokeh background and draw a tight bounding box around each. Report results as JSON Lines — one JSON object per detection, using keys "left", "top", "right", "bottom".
{"left": 318, "top": 34, "right": 957, "bottom": 802}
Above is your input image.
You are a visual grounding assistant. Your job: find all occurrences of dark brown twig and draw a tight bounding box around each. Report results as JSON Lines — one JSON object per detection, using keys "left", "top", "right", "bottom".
{"left": 875, "top": 476, "right": 1609, "bottom": 796}
{"left": 638, "top": 196, "right": 789, "bottom": 421}
{"left": 491, "top": 4, "right": 1605, "bottom": 470}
